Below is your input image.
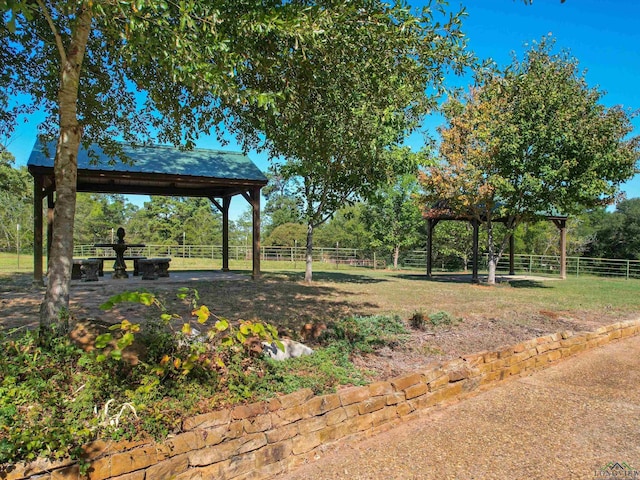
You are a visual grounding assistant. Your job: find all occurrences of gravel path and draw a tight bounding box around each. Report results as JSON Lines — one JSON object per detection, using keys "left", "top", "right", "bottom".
{"left": 273, "top": 335, "right": 640, "bottom": 480}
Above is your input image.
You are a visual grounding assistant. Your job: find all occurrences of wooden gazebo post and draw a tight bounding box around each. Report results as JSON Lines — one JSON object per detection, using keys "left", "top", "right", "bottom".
{"left": 33, "top": 175, "right": 44, "bottom": 285}
{"left": 426, "top": 218, "right": 439, "bottom": 278}
{"left": 249, "top": 187, "right": 261, "bottom": 279}
{"left": 471, "top": 218, "right": 480, "bottom": 283}
{"left": 551, "top": 218, "right": 567, "bottom": 279}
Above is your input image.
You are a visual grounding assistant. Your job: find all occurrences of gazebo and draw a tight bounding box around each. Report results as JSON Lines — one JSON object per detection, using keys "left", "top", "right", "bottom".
{"left": 27, "top": 140, "right": 268, "bottom": 283}
{"left": 424, "top": 203, "right": 568, "bottom": 282}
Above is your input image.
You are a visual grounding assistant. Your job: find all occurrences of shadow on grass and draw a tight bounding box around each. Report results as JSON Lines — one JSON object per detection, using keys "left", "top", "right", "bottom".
{"left": 391, "top": 272, "right": 553, "bottom": 289}
{"left": 265, "top": 270, "right": 388, "bottom": 285}
{"left": 504, "top": 279, "right": 552, "bottom": 289}
{"left": 392, "top": 273, "right": 475, "bottom": 284}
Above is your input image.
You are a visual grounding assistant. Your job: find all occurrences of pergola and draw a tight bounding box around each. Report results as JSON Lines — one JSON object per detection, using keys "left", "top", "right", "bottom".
{"left": 425, "top": 205, "right": 568, "bottom": 283}
{"left": 27, "top": 141, "right": 268, "bottom": 283}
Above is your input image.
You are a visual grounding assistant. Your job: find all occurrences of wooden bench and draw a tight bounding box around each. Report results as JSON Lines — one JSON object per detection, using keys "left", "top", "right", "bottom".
{"left": 88, "top": 256, "right": 146, "bottom": 276}
{"left": 138, "top": 258, "right": 171, "bottom": 280}
{"left": 71, "top": 259, "right": 101, "bottom": 282}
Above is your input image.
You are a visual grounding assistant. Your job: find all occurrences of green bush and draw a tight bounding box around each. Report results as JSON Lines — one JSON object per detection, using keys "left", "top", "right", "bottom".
{"left": 320, "top": 315, "right": 409, "bottom": 353}
{"left": 0, "top": 297, "right": 408, "bottom": 465}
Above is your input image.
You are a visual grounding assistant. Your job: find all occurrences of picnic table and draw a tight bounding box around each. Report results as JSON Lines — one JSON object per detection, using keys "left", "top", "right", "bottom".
{"left": 94, "top": 227, "right": 145, "bottom": 279}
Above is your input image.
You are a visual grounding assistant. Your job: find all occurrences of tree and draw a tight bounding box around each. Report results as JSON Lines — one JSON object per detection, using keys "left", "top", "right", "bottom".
{"left": 1, "top": 0, "right": 326, "bottom": 334}
{"left": 262, "top": 169, "right": 303, "bottom": 238}
{"left": 126, "top": 197, "right": 222, "bottom": 245}
{"left": 432, "top": 221, "right": 480, "bottom": 271}
{"left": 224, "top": 2, "right": 472, "bottom": 281}
{"left": 314, "top": 204, "right": 371, "bottom": 252}
{"left": 420, "top": 37, "right": 639, "bottom": 284}
{"left": 264, "top": 222, "right": 307, "bottom": 247}
{"left": 74, "top": 194, "right": 136, "bottom": 245}
{"left": 363, "top": 174, "right": 425, "bottom": 269}
{"left": 586, "top": 199, "right": 640, "bottom": 260}
{"left": 0, "top": 147, "right": 32, "bottom": 251}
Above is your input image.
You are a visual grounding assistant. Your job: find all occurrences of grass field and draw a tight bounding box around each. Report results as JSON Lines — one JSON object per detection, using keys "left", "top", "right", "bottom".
{"left": 2, "top": 251, "right": 638, "bottom": 339}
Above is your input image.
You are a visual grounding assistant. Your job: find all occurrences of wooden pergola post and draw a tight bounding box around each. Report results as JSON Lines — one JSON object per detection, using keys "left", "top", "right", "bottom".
{"left": 471, "top": 219, "right": 480, "bottom": 284}
{"left": 222, "top": 196, "right": 231, "bottom": 271}
{"left": 47, "top": 192, "right": 54, "bottom": 265}
{"left": 33, "top": 176, "right": 44, "bottom": 285}
{"left": 250, "top": 187, "right": 261, "bottom": 279}
{"left": 552, "top": 218, "right": 567, "bottom": 279}
{"left": 426, "top": 218, "right": 439, "bottom": 278}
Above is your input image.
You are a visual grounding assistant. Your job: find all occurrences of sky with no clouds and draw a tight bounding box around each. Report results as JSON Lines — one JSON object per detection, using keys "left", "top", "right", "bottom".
{"left": 7, "top": 0, "right": 640, "bottom": 217}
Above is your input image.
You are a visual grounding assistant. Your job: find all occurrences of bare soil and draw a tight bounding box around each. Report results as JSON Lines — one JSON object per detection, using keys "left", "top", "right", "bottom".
{"left": 1, "top": 270, "right": 636, "bottom": 382}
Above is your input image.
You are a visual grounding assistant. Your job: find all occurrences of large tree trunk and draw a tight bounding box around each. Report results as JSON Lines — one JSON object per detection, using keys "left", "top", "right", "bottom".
{"left": 305, "top": 223, "right": 314, "bottom": 283}
{"left": 38, "top": 4, "right": 92, "bottom": 338}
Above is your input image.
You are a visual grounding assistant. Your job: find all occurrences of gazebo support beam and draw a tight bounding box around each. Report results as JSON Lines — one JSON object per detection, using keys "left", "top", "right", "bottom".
{"left": 33, "top": 176, "right": 44, "bottom": 285}
{"left": 426, "top": 219, "right": 439, "bottom": 278}
{"left": 552, "top": 219, "right": 567, "bottom": 279}
{"left": 471, "top": 219, "right": 480, "bottom": 284}
{"left": 47, "top": 192, "right": 54, "bottom": 264}
{"left": 241, "top": 188, "right": 262, "bottom": 279}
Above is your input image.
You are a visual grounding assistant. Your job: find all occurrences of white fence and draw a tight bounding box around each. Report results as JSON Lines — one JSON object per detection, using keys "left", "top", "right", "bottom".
{"left": 400, "top": 250, "right": 640, "bottom": 280}
{"left": 5, "top": 245, "right": 640, "bottom": 280}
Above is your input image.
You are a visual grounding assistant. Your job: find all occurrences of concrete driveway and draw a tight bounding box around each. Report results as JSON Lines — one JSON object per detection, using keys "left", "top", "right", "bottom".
{"left": 274, "top": 335, "right": 640, "bottom": 480}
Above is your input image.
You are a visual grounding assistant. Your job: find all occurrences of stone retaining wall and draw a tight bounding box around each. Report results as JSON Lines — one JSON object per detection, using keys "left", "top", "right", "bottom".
{"left": 5, "top": 319, "right": 639, "bottom": 480}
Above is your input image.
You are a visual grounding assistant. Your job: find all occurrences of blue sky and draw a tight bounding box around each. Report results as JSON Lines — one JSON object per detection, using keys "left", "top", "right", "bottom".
{"left": 7, "top": 0, "right": 640, "bottom": 218}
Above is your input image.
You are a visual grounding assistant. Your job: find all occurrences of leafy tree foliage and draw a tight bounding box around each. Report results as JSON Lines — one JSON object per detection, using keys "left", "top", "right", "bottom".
{"left": 420, "top": 37, "right": 639, "bottom": 284}
{"left": 74, "top": 194, "right": 136, "bottom": 245}
{"left": 585, "top": 199, "right": 640, "bottom": 260}
{"left": 126, "top": 197, "right": 222, "bottom": 245}
{"left": 314, "top": 204, "right": 372, "bottom": 252}
{"left": 223, "top": 1, "right": 472, "bottom": 281}
{"left": 262, "top": 169, "right": 303, "bottom": 239}
{"left": 0, "top": 147, "right": 32, "bottom": 251}
{"left": 263, "top": 222, "right": 307, "bottom": 247}
{"left": 363, "top": 174, "right": 425, "bottom": 269}
{"left": 1, "top": 0, "right": 326, "bottom": 334}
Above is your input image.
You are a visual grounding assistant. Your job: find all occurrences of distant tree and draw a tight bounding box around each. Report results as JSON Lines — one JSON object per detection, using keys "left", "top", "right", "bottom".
{"left": 420, "top": 37, "right": 639, "bottom": 284}
{"left": 127, "top": 197, "right": 222, "bottom": 245}
{"left": 262, "top": 169, "right": 303, "bottom": 238}
{"left": 363, "top": 174, "right": 425, "bottom": 269}
{"left": 0, "top": 148, "right": 32, "bottom": 251}
{"left": 314, "top": 204, "right": 372, "bottom": 252}
{"left": 585, "top": 199, "right": 640, "bottom": 260}
{"left": 431, "top": 221, "right": 481, "bottom": 271}
{"left": 264, "top": 223, "right": 308, "bottom": 247}
{"left": 74, "top": 194, "right": 135, "bottom": 245}
{"left": 225, "top": 2, "right": 472, "bottom": 282}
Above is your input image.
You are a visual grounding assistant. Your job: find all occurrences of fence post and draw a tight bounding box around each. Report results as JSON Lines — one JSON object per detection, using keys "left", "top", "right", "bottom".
{"left": 627, "top": 260, "right": 630, "bottom": 280}
{"left": 529, "top": 255, "right": 532, "bottom": 273}
{"left": 576, "top": 257, "right": 580, "bottom": 278}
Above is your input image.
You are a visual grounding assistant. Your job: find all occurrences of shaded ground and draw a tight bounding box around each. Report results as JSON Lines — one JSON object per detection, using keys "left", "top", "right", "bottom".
{"left": 1, "top": 269, "right": 637, "bottom": 381}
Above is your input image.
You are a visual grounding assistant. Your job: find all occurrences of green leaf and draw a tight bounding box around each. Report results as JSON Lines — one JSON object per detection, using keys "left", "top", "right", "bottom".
{"left": 94, "top": 333, "right": 112, "bottom": 349}
{"left": 214, "top": 319, "right": 229, "bottom": 332}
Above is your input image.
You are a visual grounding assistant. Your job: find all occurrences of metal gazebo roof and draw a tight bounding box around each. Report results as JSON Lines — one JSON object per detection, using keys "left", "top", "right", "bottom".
{"left": 27, "top": 140, "right": 268, "bottom": 197}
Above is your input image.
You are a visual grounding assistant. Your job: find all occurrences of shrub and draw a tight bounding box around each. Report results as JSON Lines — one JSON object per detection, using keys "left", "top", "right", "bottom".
{"left": 320, "top": 315, "right": 409, "bottom": 353}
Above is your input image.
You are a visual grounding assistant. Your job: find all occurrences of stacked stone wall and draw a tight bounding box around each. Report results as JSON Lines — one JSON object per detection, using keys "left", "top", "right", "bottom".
{"left": 5, "top": 319, "right": 639, "bottom": 480}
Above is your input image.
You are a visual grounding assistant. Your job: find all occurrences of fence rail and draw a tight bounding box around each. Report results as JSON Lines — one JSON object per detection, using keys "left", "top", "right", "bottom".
{"left": 3, "top": 246, "right": 640, "bottom": 280}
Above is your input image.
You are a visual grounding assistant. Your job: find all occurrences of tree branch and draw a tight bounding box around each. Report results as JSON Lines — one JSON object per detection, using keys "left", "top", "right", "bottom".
{"left": 35, "top": 0, "right": 67, "bottom": 65}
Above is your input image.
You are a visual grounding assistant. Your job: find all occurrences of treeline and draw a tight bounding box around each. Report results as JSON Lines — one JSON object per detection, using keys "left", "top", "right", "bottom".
{"left": 2, "top": 155, "right": 638, "bottom": 266}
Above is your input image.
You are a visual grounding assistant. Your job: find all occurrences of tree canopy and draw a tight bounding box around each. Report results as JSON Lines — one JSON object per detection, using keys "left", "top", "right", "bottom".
{"left": 222, "top": 1, "right": 472, "bottom": 281}
{"left": 0, "top": 0, "right": 334, "bottom": 333}
{"left": 420, "top": 37, "right": 639, "bottom": 283}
